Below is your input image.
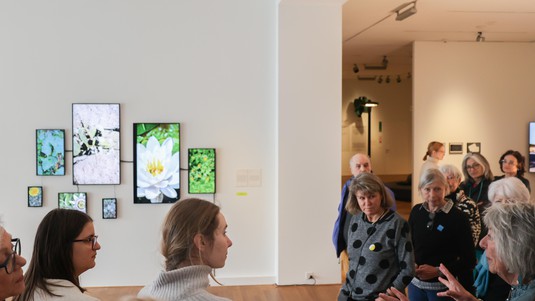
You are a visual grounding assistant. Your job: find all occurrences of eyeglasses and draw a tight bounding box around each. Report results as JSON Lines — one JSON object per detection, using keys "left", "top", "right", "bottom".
{"left": 73, "top": 235, "right": 99, "bottom": 250}
{"left": 0, "top": 238, "right": 21, "bottom": 274}
{"left": 466, "top": 163, "right": 481, "bottom": 170}
{"left": 500, "top": 160, "right": 516, "bottom": 166}
{"left": 426, "top": 212, "right": 435, "bottom": 230}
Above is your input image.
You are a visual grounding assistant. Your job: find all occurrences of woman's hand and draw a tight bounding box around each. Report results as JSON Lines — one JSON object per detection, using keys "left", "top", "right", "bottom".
{"left": 377, "top": 287, "right": 408, "bottom": 301}
{"left": 437, "top": 264, "right": 478, "bottom": 301}
{"left": 415, "top": 264, "right": 439, "bottom": 280}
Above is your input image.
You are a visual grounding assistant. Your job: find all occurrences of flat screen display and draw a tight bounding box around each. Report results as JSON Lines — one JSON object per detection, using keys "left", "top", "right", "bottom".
{"left": 188, "top": 148, "right": 216, "bottom": 194}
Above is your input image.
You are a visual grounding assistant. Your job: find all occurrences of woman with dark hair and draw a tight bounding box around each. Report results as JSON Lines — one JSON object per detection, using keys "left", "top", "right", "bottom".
{"left": 138, "top": 198, "right": 233, "bottom": 301}
{"left": 337, "top": 173, "right": 414, "bottom": 301}
{"left": 494, "top": 149, "right": 531, "bottom": 192}
{"left": 15, "top": 209, "right": 101, "bottom": 301}
{"left": 408, "top": 169, "right": 476, "bottom": 301}
{"left": 420, "top": 141, "right": 445, "bottom": 175}
{"left": 0, "top": 225, "right": 27, "bottom": 300}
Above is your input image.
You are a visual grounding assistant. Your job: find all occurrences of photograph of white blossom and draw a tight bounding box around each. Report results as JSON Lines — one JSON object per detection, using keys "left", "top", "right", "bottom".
{"left": 28, "top": 186, "right": 43, "bottom": 207}
{"left": 102, "top": 198, "right": 117, "bottom": 219}
{"left": 58, "top": 192, "right": 87, "bottom": 213}
{"left": 36, "top": 129, "right": 65, "bottom": 176}
{"left": 72, "top": 103, "right": 120, "bottom": 185}
{"left": 134, "top": 123, "right": 180, "bottom": 204}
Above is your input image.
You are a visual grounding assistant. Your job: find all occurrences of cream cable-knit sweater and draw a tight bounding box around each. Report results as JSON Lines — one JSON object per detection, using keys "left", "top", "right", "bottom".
{"left": 138, "top": 265, "right": 231, "bottom": 301}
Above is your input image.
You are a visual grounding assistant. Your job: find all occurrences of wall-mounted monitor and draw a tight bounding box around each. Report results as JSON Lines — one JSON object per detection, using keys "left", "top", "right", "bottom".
{"left": 188, "top": 148, "right": 216, "bottom": 194}
{"left": 133, "top": 123, "right": 181, "bottom": 203}
{"left": 58, "top": 192, "right": 87, "bottom": 213}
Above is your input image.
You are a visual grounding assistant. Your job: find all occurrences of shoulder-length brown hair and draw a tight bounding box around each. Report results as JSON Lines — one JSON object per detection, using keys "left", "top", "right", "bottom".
{"left": 346, "top": 173, "right": 394, "bottom": 215}
{"left": 161, "top": 198, "right": 221, "bottom": 271}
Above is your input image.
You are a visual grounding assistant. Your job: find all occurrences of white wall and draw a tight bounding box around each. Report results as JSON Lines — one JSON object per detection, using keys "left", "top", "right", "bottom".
{"left": 278, "top": 0, "right": 344, "bottom": 285}
{"left": 342, "top": 79, "right": 412, "bottom": 176}
{"left": 0, "top": 0, "right": 346, "bottom": 288}
{"left": 0, "top": 1, "right": 278, "bottom": 287}
{"left": 412, "top": 41, "right": 535, "bottom": 203}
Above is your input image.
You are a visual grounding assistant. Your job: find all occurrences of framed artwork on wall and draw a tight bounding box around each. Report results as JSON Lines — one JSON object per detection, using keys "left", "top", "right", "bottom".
{"left": 467, "top": 142, "right": 481, "bottom": 154}
{"left": 133, "top": 123, "right": 180, "bottom": 203}
{"left": 102, "top": 198, "right": 117, "bottom": 219}
{"left": 28, "top": 186, "right": 43, "bottom": 207}
{"left": 449, "top": 143, "right": 463, "bottom": 154}
{"left": 188, "top": 148, "right": 216, "bottom": 194}
{"left": 58, "top": 192, "right": 87, "bottom": 213}
{"left": 36, "top": 129, "right": 65, "bottom": 176}
{"left": 72, "top": 103, "right": 120, "bottom": 185}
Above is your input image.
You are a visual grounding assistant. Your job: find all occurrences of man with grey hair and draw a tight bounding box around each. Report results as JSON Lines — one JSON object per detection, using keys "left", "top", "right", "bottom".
{"left": 332, "top": 153, "right": 397, "bottom": 280}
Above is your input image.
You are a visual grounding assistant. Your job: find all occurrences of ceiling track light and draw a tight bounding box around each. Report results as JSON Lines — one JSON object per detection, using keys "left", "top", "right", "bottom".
{"left": 397, "top": 75, "right": 401, "bottom": 83}
{"left": 353, "top": 64, "right": 360, "bottom": 73}
{"left": 386, "top": 75, "right": 391, "bottom": 83}
{"left": 394, "top": 1, "right": 417, "bottom": 21}
{"left": 476, "top": 31, "right": 485, "bottom": 42}
{"left": 364, "top": 55, "right": 389, "bottom": 70}
{"left": 377, "top": 76, "right": 383, "bottom": 84}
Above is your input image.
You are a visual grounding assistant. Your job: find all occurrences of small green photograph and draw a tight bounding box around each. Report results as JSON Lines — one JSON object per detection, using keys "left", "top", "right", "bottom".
{"left": 188, "top": 148, "right": 216, "bottom": 194}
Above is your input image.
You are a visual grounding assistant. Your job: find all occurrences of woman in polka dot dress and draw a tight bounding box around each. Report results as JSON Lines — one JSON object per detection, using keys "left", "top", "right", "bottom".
{"left": 408, "top": 168, "right": 476, "bottom": 301}
{"left": 337, "top": 173, "right": 415, "bottom": 301}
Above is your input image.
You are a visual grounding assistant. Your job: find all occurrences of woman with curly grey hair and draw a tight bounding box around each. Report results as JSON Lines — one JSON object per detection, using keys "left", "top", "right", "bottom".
{"left": 437, "top": 202, "right": 535, "bottom": 301}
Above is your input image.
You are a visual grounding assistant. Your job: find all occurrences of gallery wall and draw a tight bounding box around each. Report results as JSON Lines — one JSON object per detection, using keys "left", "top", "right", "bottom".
{"left": 412, "top": 41, "right": 535, "bottom": 204}
{"left": 342, "top": 79, "right": 413, "bottom": 176}
{"left": 0, "top": 0, "right": 345, "bottom": 288}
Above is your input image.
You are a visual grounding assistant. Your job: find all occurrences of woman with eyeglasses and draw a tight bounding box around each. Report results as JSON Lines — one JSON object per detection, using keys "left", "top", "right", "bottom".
{"left": 494, "top": 150, "right": 531, "bottom": 192}
{"left": 408, "top": 169, "right": 476, "bottom": 301}
{"left": 14, "top": 209, "right": 101, "bottom": 301}
{"left": 459, "top": 153, "right": 494, "bottom": 218}
{"left": 0, "top": 226, "right": 27, "bottom": 300}
{"left": 138, "top": 198, "right": 232, "bottom": 301}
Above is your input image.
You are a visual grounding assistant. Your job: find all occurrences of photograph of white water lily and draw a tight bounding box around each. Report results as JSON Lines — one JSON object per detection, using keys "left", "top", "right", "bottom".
{"left": 134, "top": 123, "right": 180, "bottom": 204}
{"left": 58, "top": 192, "right": 87, "bottom": 213}
{"left": 28, "top": 186, "right": 43, "bottom": 207}
{"left": 72, "top": 103, "right": 120, "bottom": 185}
{"left": 102, "top": 198, "right": 117, "bottom": 219}
{"left": 36, "top": 129, "right": 65, "bottom": 176}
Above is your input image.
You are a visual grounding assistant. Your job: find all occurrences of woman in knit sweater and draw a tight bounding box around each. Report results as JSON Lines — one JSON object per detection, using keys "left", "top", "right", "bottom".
{"left": 337, "top": 173, "right": 414, "bottom": 301}
{"left": 138, "top": 198, "right": 233, "bottom": 301}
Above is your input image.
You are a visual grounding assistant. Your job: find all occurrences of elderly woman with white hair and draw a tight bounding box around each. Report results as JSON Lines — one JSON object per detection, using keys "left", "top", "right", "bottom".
{"left": 379, "top": 202, "right": 535, "bottom": 301}
{"left": 437, "top": 202, "right": 535, "bottom": 301}
{"left": 408, "top": 169, "right": 476, "bottom": 301}
{"left": 439, "top": 164, "right": 481, "bottom": 247}
{"left": 473, "top": 177, "right": 531, "bottom": 301}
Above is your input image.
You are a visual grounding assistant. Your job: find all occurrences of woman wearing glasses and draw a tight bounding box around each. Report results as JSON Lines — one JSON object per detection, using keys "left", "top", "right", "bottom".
{"left": 15, "top": 209, "right": 101, "bottom": 301}
{"left": 494, "top": 150, "right": 531, "bottom": 192}
{"left": 138, "top": 198, "right": 232, "bottom": 301}
{"left": 408, "top": 169, "right": 476, "bottom": 301}
{"left": 459, "top": 153, "right": 494, "bottom": 217}
{"left": 0, "top": 226, "right": 27, "bottom": 300}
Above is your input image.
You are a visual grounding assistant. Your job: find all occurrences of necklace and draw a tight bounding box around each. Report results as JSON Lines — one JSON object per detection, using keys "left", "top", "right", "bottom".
{"left": 371, "top": 209, "right": 388, "bottom": 224}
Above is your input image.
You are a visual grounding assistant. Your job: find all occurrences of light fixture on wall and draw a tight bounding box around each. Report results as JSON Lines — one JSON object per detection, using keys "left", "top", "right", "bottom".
{"left": 365, "top": 56, "right": 389, "bottom": 70}
{"left": 394, "top": 1, "right": 417, "bottom": 21}
{"left": 354, "top": 96, "right": 379, "bottom": 157}
{"left": 476, "top": 31, "right": 485, "bottom": 42}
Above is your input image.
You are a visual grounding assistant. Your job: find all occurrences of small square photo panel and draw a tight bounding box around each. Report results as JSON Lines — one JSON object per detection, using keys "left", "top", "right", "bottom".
{"left": 102, "top": 198, "right": 117, "bottom": 219}
{"left": 58, "top": 192, "right": 87, "bottom": 213}
{"left": 28, "top": 186, "right": 43, "bottom": 207}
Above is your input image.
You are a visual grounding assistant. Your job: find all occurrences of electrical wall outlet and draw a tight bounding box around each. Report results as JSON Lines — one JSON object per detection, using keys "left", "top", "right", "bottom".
{"left": 305, "top": 272, "right": 314, "bottom": 279}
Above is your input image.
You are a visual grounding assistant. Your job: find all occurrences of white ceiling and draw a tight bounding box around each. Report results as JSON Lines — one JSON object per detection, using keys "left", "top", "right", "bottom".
{"left": 342, "top": 0, "right": 535, "bottom": 80}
